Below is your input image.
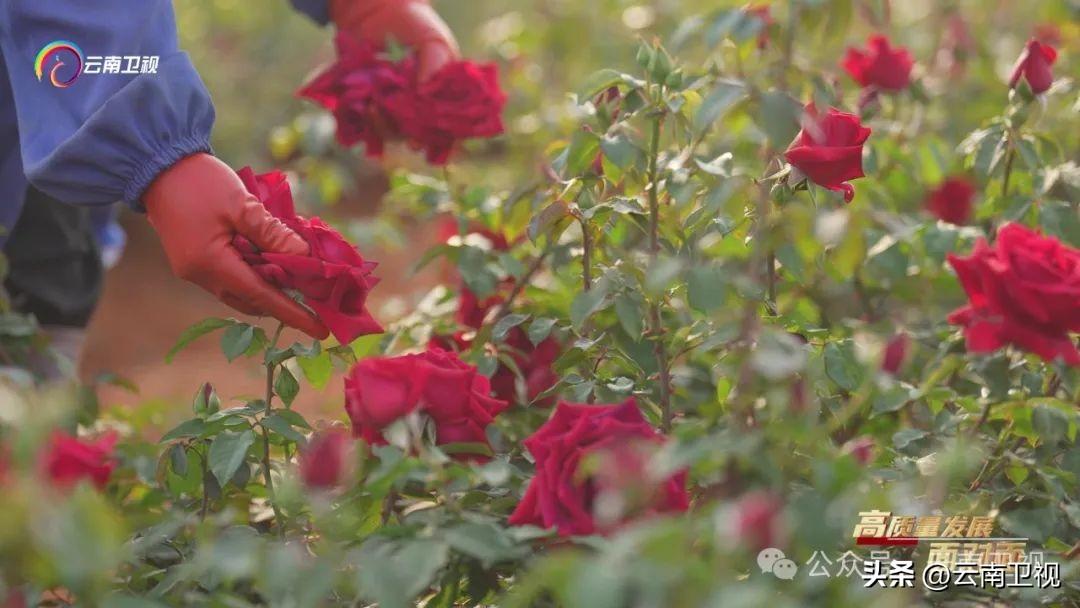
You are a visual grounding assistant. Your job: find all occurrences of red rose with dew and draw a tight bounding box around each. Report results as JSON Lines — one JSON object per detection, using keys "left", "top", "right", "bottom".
{"left": 1008, "top": 39, "right": 1057, "bottom": 95}
{"left": 344, "top": 347, "right": 508, "bottom": 458}
{"left": 299, "top": 429, "right": 353, "bottom": 490}
{"left": 784, "top": 104, "right": 871, "bottom": 203}
{"left": 947, "top": 223, "right": 1080, "bottom": 366}
{"left": 841, "top": 34, "right": 914, "bottom": 92}
{"left": 732, "top": 491, "right": 784, "bottom": 552}
{"left": 881, "top": 332, "right": 910, "bottom": 376}
{"left": 298, "top": 34, "right": 414, "bottom": 156}
{"left": 925, "top": 176, "right": 977, "bottom": 225}
{"left": 396, "top": 60, "right": 507, "bottom": 165}
{"left": 507, "top": 398, "right": 689, "bottom": 536}
{"left": 233, "top": 167, "right": 382, "bottom": 344}
{"left": 42, "top": 431, "right": 117, "bottom": 490}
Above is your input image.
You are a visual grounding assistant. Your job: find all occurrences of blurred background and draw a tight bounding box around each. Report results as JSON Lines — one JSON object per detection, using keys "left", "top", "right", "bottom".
{"left": 81, "top": 0, "right": 1077, "bottom": 423}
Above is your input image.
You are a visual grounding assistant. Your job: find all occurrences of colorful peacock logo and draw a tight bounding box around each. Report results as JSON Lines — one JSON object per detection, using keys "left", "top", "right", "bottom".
{"left": 34, "top": 41, "right": 84, "bottom": 88}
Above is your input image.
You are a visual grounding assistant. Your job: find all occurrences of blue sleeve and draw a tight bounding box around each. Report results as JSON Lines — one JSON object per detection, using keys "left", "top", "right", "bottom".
{"left": 0, "top": 0, "right": 215, "bottom": 208}
{"left": 290, "top": 0, "right": 331, "bottom": 25}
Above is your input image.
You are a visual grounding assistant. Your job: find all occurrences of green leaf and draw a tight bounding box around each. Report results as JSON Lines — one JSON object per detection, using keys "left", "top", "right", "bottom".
{"left": 274, "top": 409, "right": 312, "bottom": 430}
{"left": 687, "top": 264, "right": 728, "bottom": 312}
{"left": 759, "top": 90, "right": 802, "bottom": 149}
{"left": 528, "top": 200, "right": 571, "bottom": 243}
{"left": 528, "top": 317, "right": 558, "bottom": 346}
{"left": 1032, "top": 404, "right": 1069, "bottom": 445}
{"left": 824, "top": 341, "right": 864, "bottom": 392}
{"left": 493, "top": 314, "right": 530, "bottom": 342}
{"left": 297, "top": 351, "right": 333, "bottom": 390}
{"left": 570, "top": 279, "right": 611, "bottom": 329}
{"left": 221, "top": 324, "right": 255, "bottom": 362}
{"left": 892, "top": 428, "right": 928, "bottom": 450}
{"left": 166, "top": 318, "right": 233, "bottom": 363}
{"left": 262, "top": 414, "right": 306, "bottom": 443}
{"left": 274, "top": 367, "right": 300, "bottom": 407}
{"left": 694, "top": 79, "right": 745, "bottom": 133}
{"left": 160, "top": 418, "right": 206, "bottom": 442}
{"left": 444, "top": 522, "right": 528, "bottom": 568}
{"left": 614, "top": 294, "right": 644, "bottom": 340}
{"left": 208, "top": 429, "right": 255, "bottom": 487}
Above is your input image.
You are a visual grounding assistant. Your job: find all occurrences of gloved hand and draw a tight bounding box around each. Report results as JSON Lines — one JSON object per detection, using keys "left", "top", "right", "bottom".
{"left": 143, "top": 154, "right": 330, "bottom": 339}
{"left": 330, "top": 0, "right": 459, "bottom": 81}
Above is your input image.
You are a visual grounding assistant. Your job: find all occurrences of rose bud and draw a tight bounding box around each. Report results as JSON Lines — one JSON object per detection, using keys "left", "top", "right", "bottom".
{"left": 299, "top": 429, "right": 353, "bottom": 490}
{"left": 733, "top": 491, "right": 784, "bottom": 552}
{"left": 925, "top": 176, "right": 977, "bottom": 225}
{"left": 42, "top": 431, "right": 118, "bottom": 490}
{"left": 192, "top": 382, "right": 220, "bottom": 417}
{"left": 1008, "top": 38, "right": 1057, "bottom": 95}
{"left": 881, "top": 333, "right": 911, "bottom": 376}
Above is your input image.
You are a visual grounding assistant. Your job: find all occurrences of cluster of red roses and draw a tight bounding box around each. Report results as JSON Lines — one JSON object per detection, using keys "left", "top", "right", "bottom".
{"left": 299, "top": 33, "right": 507, "bottom": 165}
{"left": 782, "top": 33, "right": 1057, "bottom": 212}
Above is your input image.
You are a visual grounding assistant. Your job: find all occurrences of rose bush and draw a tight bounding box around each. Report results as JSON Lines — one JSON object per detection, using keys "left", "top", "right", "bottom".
{"left": 0, "top": 1, "right": 1077, "bottom": 606}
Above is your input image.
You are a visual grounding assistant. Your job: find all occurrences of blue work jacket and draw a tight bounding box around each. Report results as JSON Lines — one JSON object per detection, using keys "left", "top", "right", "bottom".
{"left": 0, "top": 0, "right": 329, "bottom": 250}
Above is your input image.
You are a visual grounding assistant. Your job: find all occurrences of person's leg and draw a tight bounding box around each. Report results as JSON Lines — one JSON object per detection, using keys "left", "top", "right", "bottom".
{"left": 3, "top": 187, "right": 105, "bottom": 379}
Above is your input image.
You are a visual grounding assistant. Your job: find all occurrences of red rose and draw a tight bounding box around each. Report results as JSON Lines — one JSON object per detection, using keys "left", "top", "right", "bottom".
{"left": 299, "top": 34, "right": 506, "bottom": 165}
{"left": 42, "top": 431, "right": 117, "bottom": 490}
{"left": 397, "top": 60, "right": 507, "bottom": 165}
{"left": 732, "top": 491, "right": 784, "bottom": 552}
{"left": 344, "top": 347, "right": 508, "bottom": 457}
{"left": 947, "top": 223, "right": 1080, "bottom": 366}
{"left": 784, "top": 104, "right": 871, "bottom": 202}
{"left": 233, "top": 167, "right": 382, "bottom": 344}
{"left": 841, "top": 34, "right": 914, "bottom": 92}
{"left": 925, "top": 177, "right": 977, "bottom": 225}
{"left": 298, "top": 34, "right": 413, "bottom": 155}
{"left": 1008, "top": 39, "right": 1057, "bottom": 95}
{"left": 507, "top": 399, "right": 689, "bottom": 536}
{"left": 299, "top": 429, "right": 353, "bottom": 490}
{"left": 881, "top": 332, "right": 910, "bottom": 376}
{"left": 843, "top": 437, "right": 876, "bottom": 465}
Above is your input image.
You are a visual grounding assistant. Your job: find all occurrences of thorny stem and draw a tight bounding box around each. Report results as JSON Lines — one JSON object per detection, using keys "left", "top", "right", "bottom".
{"left": 262, "top": 321, "right": 287, "bottom": 539}
{"left": 579, "top": 216, "right": 593, "bottom": 292}
{"left": 646, "top": 114, "right": 673, "bottom": 432}
{"left": 490, "top": 242, "right": 554, "bottom": 323}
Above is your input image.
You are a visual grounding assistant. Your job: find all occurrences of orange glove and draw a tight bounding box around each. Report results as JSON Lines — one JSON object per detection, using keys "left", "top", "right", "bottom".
{"left": 143, "top": 154, "right": 329, "bottom": 339}
{"left": 330, "top": 0, "right": 459, "bottom": 81}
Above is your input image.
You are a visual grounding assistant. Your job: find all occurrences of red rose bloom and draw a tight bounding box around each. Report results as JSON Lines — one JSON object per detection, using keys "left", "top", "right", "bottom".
{"left": 344, "top": 347, "right": 508, "bottom": 456}
{"left": 299, "top": 34, "right": 506, "bottom": 165}
{"left": 299, "top": 429, "right": 353, "bottom": 490}
{"left": 298, "top": 34, "right": 413, "bottom": 156}
{"left": 233, "top": 168, "right": 382, "bottom": 344}
{"left": 841, "top": 34, "right": 914, "bottom": 92}
{"left": 1008, "top": 39, "right": 1058, "bottom": 94}
{"left": 784, "top": 104, "right": 871, "bottom": 202}
{"left": 42, "top": 431, "right": 117, "bottom": 490}
{"left": 507, "top": 399, "right": 689, "bottom": 536}
{"left": 881, "top": 333, "right": 910, "bottom": 375}
{"left": 947, "top": 223, "right": 1080, "bottom": 366}
{"left": 397, "top": 60, "right": 507, "bottom": 165}
{"left": 733, "top": 491, "right": 784, "bottom": 552}
{"left": 925, "top": 177, "right": 977, "bottom": 225}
